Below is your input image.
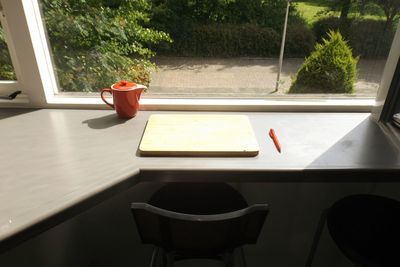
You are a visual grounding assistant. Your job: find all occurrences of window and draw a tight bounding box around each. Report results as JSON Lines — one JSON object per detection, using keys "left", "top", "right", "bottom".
{"left": 35, "top": 0, "right": 399, "bottom": 102}
{"left": 0, "top": 0, "right": 400, "bottom": 112}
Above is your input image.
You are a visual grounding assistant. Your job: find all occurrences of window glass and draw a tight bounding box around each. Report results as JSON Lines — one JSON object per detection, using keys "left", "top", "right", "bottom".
{"left": 0, "top": 24, "right": 16, "bottom": 81}
{"left": 39, "top": 0, "right": 398, "bottom": 99}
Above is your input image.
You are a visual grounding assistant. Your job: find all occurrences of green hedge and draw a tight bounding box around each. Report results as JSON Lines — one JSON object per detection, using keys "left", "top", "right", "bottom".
{"left": 285, "top": 24, "right": 316, "bottom": 57}
{"left": 313, "top": 17, "right": 395, "bottom": 58}
{"left": 156, "top": 23, "right": 315, "bottom": 57}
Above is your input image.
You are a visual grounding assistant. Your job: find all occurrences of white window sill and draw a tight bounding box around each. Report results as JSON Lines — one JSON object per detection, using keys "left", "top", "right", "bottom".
{"left": 37, "top": 95, "right": 375, "bottom": 112}
{"left": 0, "top": 93, "right": 375, "bottom": 112}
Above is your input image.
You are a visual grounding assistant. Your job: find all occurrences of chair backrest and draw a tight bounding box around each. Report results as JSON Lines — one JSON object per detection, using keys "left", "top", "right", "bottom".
{"left": 148, "top": 182, "right": 248, "bottom": 214}
{"left": 131, "top": 183, "right": 268, "bottom": 257}
{"left": 131, "top": 203, "right": 269, "bottom": 256}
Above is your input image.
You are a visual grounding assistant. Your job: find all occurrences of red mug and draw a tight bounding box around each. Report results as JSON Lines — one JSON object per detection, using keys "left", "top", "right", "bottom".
{"left": 101, "top": 81, "right": 147, "bottom": 118}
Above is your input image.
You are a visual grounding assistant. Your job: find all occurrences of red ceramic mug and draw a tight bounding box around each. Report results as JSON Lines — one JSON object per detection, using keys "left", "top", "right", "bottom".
{"left": 101, "top": 81, "right": 147, "bottom": 119}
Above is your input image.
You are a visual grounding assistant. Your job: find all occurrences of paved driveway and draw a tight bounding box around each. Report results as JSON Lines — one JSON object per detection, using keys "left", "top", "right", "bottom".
{"left": 147, "top": 57, "right": 386, "bottom": 98}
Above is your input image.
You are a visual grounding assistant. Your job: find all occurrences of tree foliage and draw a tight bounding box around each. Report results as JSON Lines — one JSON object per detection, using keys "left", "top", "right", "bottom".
{"left": 373, "top": 0, "right": 400, "bottom": 29}
{"left": 42, "top": 0, "right": 171, "bottom": 92}
{"left": 289, "top": 31, "right": 358, "bottom": 94}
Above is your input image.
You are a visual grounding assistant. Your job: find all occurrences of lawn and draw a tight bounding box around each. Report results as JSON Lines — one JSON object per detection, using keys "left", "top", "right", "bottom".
{"left": 295, "top": 2, "right": 330, "bottom": 25}
{"left": 295, "top": 0, "right": 386, "bottom": 26}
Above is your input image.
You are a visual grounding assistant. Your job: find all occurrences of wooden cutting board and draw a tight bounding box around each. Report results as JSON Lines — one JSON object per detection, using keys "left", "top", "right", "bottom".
{"left": 139, "top": 114, "right": 259, "bottom": 157}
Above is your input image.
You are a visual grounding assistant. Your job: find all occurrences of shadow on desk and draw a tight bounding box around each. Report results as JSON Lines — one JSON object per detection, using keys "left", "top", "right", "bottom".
{"left": 0, "top": 108, "right": 37, "bottom": 121}
{"left": 306, "top": 117, "right": 400, "bottom": 180}
{"left": 82, "top": 113, "right": 130, "bottom": 129}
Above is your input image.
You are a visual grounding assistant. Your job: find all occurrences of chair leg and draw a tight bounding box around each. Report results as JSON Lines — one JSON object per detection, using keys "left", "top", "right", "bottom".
{"left": 150, "top": 247, "right": 159, "bottom": 267}
{"left": 305, "top": 209, "right": 329, "bottom": 267}
{"left": 165, "top": 253, "right": 174, "bottom": 267}
{"left": 239, "top": 247, "right": 247, "bottom": 267}
{"left": 159, "top": 250, "right": 174, "bottom": 267}
{"left": 223, "top": 252, "right": 234, "bottom": 267}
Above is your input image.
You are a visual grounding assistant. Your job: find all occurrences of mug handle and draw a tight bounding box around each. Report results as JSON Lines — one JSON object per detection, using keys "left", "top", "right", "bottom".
{"left": 101, "top": 88, "right": 114, "bottom": 109}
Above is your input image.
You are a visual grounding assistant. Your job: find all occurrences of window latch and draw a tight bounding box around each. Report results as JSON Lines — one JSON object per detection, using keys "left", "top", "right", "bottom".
{"left": 0, "top": 91, "right": 22, "bottom": 100}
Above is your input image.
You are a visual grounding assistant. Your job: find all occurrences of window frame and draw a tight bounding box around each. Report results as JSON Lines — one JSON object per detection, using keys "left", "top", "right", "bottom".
{"left": 0, "top": 0, "right": 398, "bottom": 114}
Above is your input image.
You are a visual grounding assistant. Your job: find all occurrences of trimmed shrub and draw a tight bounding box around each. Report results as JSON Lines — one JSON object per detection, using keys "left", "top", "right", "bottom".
{"left": 156, "top": 22, "right": 315, "bottom": 58}
{"left": 150, "top": 0, "right": 312, "bottom": 57}
{"left": 160, "top": 24, "right": 281, "bottom": 57}
{"left": 150, "top": 0, "right": 303, "bottom": 31}
{"left": 313, "top": 17, "right": 395, "bottom": 58}
{"left": 289, "top": 31, "right": 358, "bottom": 94}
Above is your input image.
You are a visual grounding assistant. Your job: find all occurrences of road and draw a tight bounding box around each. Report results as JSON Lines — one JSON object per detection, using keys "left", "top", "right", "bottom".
{"left": 147, "top": 57, "right": 386, "bottom": 98}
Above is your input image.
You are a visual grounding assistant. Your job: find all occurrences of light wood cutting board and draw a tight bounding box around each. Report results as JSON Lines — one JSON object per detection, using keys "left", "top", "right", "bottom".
{"left": 139, "top": 114, "right": 259, "bottom": 157}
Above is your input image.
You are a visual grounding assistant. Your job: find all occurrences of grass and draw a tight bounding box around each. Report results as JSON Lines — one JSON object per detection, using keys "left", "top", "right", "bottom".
{"left": 295, "top": 2, "right": 330, "bottom": 25}
{"left": 295, "top": 0, "right": 386, "bottom": 26}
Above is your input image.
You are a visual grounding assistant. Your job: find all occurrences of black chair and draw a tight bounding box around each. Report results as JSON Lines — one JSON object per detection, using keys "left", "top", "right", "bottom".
{"left": 131, "top": 183, "right": 269, "bottom": 267}
{"left": 306, "top": 194, "right": 400, "bottom": 267}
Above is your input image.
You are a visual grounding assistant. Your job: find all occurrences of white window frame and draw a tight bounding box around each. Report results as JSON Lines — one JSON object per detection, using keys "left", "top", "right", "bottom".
{"left": 0, "top": 0, "right": 399, "bottom": 113}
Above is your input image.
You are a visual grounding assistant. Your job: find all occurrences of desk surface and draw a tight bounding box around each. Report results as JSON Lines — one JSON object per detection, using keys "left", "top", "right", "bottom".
{"left": 0, "top": 108, "right": 399, "bottom": 251}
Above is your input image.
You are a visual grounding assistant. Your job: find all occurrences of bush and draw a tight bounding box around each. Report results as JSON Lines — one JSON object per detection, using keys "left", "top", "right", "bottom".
{"left": 285, "top": 24, "right": 316, "bottom": 57}
{"left": 150, "top": 0, "right": 303, "bottom": 30}
{"left": 289, "top": 31, "right": 358, "bottom": 94}
{"left": 156, "top": 22, "right": 316, "bottom": 58}
{"left": 348, "top": 19, "right": 394, "bottom": 58}
{"left": 313, "top": 17, "right": 343, "bottom": 41}
{"left": 149, "top": 0, "right": 310, "bottom": 57}
{"left": 313, "top": 17, "right": 395, "bottom": 58}
{"left": 159, "top": 24, "right": 281, "bottom": 57}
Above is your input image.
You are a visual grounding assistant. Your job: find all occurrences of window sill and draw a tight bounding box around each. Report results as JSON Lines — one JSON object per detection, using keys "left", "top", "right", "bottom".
{"left": 41, "top": 96, "right": 374, "bottom": 112}
{"left": 0, "top": 94, "right": 375, "bottom": 112}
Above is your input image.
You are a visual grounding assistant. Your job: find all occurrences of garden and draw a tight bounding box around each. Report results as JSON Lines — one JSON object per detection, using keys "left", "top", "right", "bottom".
{"left": 0, "top": 0, "right": 399, "bottom": 95}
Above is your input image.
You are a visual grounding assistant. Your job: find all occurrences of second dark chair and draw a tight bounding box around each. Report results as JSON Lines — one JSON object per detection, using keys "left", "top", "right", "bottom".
{"left": 131, "top": 182, "right": 269, "bottom": 267}
{"left": 306, "top": 194, "right": 400, "bottom": 267}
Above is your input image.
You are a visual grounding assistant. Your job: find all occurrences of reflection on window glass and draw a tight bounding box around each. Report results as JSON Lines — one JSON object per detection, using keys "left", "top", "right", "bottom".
{"left": 41, "top": 0, "right": 398, "bottom": 98}
{"left": 0, "top": 24, "right": 16, "bottom": 80}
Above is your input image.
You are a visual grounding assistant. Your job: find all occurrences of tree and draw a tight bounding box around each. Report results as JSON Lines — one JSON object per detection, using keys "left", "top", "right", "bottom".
{"left": 42, "top": 0, "right": 171, "bottom": 92}
{"left": 374, "top": 0, "right": 400, "bottom": 29}
{"left": 326, "top": 0, "right": 359, "bottom": 24}
{"left": 339, "top": 0, "right": 353, "bottom": 21}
